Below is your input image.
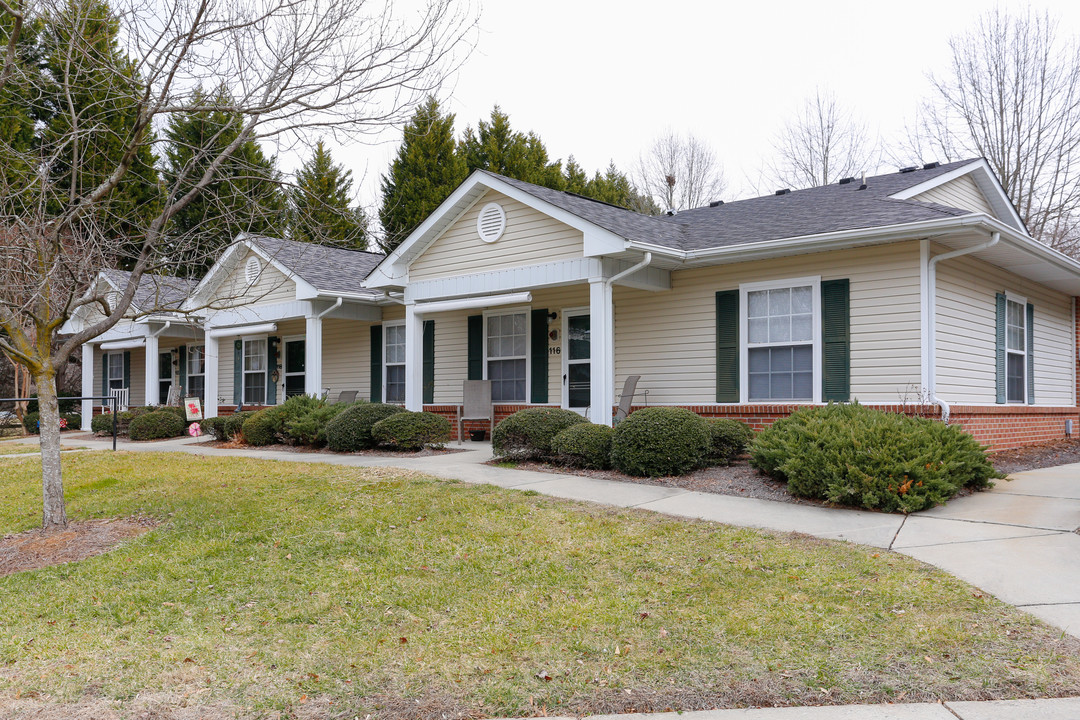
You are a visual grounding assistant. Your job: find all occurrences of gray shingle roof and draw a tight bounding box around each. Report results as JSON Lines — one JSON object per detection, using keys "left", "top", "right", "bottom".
{"left": 482, "top": 160, "right": 986, "bottom": 253}
{"left": 101, "top": 270, "right": 197, "bottom": 311}
{"left": 247, "top": 236, "right": 385, "bottom": 295}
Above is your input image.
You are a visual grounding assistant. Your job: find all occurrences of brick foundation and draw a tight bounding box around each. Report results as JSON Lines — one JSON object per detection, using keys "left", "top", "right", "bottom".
{"left": 424, "top": 402, "right": 1079, "bottom": 451}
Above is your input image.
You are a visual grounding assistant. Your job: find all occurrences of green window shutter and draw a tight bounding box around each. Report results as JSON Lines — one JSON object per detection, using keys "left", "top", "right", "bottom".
{"left": 370, "top": 325, "right": 382, "bottom": 402}
{"left": 821, "top": 279, "right": 850, "bottom": 402}
{"left": 530, "top": 308, "right": 549, "bottom": 403}
{"left": 467, "top": 315, "right": 483, "bottom": 381}
{"left": 995, "top": 293, "right": 1006, "bottom": 404}
{"left": 123, "top": 351, "right": 131, "bottom": 391}
{"left": 423, "top": 320, "right": 435, "bottom": 405}
{"left": 178, "top": 346, "right": 187, "bottom": 399}
{"left": 715, "top": 290, "right": 739, "bottom": 402}
{"left": 233, "top": 340, "right": 243, "bottom": 405}
{"left": 266, "top": 338, "right": 278, "bottom": 405}
{"left": 101, "top": 352, "right": 108, "bottom": 397}
{"left": 1026, "top": 302, "right": 1035, "bottom": 405}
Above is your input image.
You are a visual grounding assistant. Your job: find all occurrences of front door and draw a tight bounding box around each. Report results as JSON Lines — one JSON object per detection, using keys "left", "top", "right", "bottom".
{"left": 158, "top": 352, "right": 173, "bottom": 405}
{"left": 284, "top": 339, "right": 306, "bottom": 398}
{"left": 562, "top": 309, "right": 591, "bottom": 416}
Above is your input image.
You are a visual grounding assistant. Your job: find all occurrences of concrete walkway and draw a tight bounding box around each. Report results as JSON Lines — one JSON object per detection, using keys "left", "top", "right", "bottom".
{"left": 5, "top": 434, "right": 1080, "bottom": 718}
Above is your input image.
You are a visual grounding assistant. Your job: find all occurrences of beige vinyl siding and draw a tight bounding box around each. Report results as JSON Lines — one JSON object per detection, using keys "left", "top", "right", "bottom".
{"left": 215, "top": 249, "right": 297, "bottom": 307}
{"left": 409, "top": 190, "right": 585, "bottom": 282}
{"left": 322, "top": 319, "right": 372, "bottom": 399}
{"left": 914, "top": 175, "right": 995, "bottom": 216}
{"left": 95, "top": 347, "right": 145, "bottom": 406}
{"left": 614, "top": 241, "right": 924, "bottom": 405}
{"left": 935, "top": 251, "right": 1074, "bottom": 406}
{"left": 218, "top": 342, "right": 233, "bottom": 407}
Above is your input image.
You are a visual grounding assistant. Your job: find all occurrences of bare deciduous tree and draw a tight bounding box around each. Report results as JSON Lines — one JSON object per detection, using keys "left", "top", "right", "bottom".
{"left": 905, "top": 8, "right": 1080, "bottom": 252}
{"left": 635, "top": 130, "right": 726, "bottom": 212}
{"left": 766, "top": 89, "right": 879, "bottom": 190}
{"left": 0, "top": 0, "right": 475, "bottom": 531}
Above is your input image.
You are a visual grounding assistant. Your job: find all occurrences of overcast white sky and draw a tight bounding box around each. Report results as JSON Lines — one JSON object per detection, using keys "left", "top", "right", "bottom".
{"left": 291, "top": 0, "right": 1080, "bottom": 215}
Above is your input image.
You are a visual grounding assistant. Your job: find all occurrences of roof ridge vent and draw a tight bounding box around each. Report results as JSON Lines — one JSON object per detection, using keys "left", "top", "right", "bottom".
{"left": 923, "top": 161, "right": 940, "bottom": 170}
{"left": 665, "top": 208, "right": 677, "bottom": 216}
{"left": 899, "top": 166, "right": 917, "bottom": 173}
{"left": 775, "top": 188, "right": 791, "bottom": 196}
{"left": 709, "top": 200, "right": 724, "bottom": 208}
{"left": 838, "top": 177, "right": 855, "bottom": 185}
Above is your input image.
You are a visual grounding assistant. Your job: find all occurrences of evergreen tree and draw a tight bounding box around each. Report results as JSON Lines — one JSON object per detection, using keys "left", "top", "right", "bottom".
{"left": 38, "top": 0, "right": 161, "bottom": 268}
{"left": 162, "top": 85, "right": 285, "bottom": 277}
{"left": 0, "top": 12, "right": 40, "bottom": 208}
{"left": 563, "top": 156, "right": 589, "bottom": 195}
{"left": 291, "top": 140, "right": 367, "bottom": 249}
{"left": 460, "top": 106, "right": 564, "bottom": 189}
{"left": 379, "top": 96, "right": 466, "bottom": 251}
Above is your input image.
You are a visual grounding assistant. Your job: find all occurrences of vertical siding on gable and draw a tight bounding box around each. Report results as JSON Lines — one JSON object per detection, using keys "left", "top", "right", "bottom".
{"left": 214, "top": 249, "right": 297, "bottom": 308}
{"left": 409, "top": 190, "right": 585, "bottom": 282}
{"left": 935, "top": 251, "right": 1074, "bottom": 406}
{"left": 322, "top": 319, "right": 372, "bottom": 399}
{"left": 613, "top": 241, "right": 924, "bottom": 405}
{"left": 914, "top": 175, "right": 995, "bottom": 216}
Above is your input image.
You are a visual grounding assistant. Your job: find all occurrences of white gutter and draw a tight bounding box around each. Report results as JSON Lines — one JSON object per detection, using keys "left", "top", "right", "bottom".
{"left": 926, "top": 231, "right": 1000, "bottom": 423}
{"left": 315, "top": 297, "right": 342, "bottom": 319}
{"left": 412, "top": 291, "right": 532, "bottom": 315}
{"left": 149, "top": 321, "right": 171, "bottom": 338}
{"left": 381, "top": 292, "right": 406, "bottom": 305}
{"left": 206, "top": 322, "right": 278, "bottom": 339}
{"left": 100, "top": 338, "right": 146, "bottom": 351}
{"left": 607, "top": 252, "right": 653, "bottom": 285}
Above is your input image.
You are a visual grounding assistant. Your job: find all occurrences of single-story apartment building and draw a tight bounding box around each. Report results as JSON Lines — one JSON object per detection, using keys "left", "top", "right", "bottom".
{"left": 64, "top": 158, "right": 1080, "bottom": 449}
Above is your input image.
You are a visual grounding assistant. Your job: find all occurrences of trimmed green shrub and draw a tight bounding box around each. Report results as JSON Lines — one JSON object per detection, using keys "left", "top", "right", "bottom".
{"left": 201, "top": 416, "right": 229, "bottom": 442}
{"left": 128, "top": 410, "right": 185, "bottom": 441}
{"left": 492, "top": 408, "right": 589, "bottom": 460}
{"left": 22, "top": 411, "right": 39, "bottom": 434}
{"left": 20, "top": 411, "right": 80, "bottom": 434}
{"left": 241, "top": 408, "right": 284, "bottom": 446}
{"left": 371, "top": 411, "right": 451, "bottom": 451}
{"left": 610, "top": 407, "right": 711, "bottom": 477}
{"left": 150, "top": 405, "right": 189, "bottom": 425}
{"left": 285, "top": 403, "right": 351, "bottom": 447}
{"left": 61, "top": 413, "right": 80, "bottom": 430}
{"left": 224, "top": 411, "right": 255, "bottom": 441}
{"left": 749, "top": 403, "right": 1001, "bottom": 513}
{"left": 551, "top": 423, "right": 613, "bottom": 469}
{"left": 326, "top": 403, "right": 406, "bottom": 452}
{"left": 91, "top": 412, "right": 115, "bottom": 435}
{"left": 707, "top": 418, "right": 754, "bottom": 465}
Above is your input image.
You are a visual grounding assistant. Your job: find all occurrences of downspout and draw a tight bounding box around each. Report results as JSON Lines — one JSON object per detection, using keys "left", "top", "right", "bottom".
{"left": 149, "top": 320, "right": 171, "bottom": 338}
{"left": 927, "top": 232, "right": 1000, "bottom": 423}
{"left": 607, "top": 252, "right": 653, "bottom": 287}
{"left": 316, "top": 296, "right": 343, "bottom": 319}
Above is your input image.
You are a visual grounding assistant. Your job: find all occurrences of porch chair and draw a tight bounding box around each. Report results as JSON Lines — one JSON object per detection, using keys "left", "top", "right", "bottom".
{"left": 457, "top": 380, "right": 493, "bottom": 445}
{"left": 165, "top": 384, "right": 181, "bottom": 406}
{"left": 613, "top": 375, "right": 641, "bottom": 425}
{"left": 335, "top": 390, "right": 357, "bottom": 404}
{"left": 109, "top": 387, "right": 129, "bottom": 413}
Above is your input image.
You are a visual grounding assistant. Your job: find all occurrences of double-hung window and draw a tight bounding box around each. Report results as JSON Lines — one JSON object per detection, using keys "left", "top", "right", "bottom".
{"left": 743, "top": 279, "right": 818, "bottom": 402}
{"left": 384, "top": 323, "right": 406, "bottom": 403}
{"left": 106, "top": 352, "right": 124, "bottom": 391}
{"left": 187, "top": 345, "right": 206, "bottom": 401}
{"left": 1005, "top": 296, "right": 1027, "bottom": 403}
{"left": 486, "top": 311, "right": 528, "bottom": 403}
{"left": 243, "top": 338, "right": 267, "bottom": 405}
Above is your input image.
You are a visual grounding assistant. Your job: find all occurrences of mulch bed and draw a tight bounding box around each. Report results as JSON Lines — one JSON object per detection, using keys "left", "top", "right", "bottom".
{"left": 198, "top": 440, "right": 468, "bottom": 457}
{"left": 500, "top": 439, "right": 1080, "bottom": 507}
{"left": 0, "top": 517, "right": 157, "bottom": 578}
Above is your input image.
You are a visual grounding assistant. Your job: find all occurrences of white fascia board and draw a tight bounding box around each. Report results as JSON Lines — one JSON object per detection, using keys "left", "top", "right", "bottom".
{"left": 183, "top": 239, "right": 247, "bottom": 310}
{"left": 205, "top": 300, "right": 309, "bottom": 329}
{"left": 405, "top": 258, "right": 604, "bottom": 302}
{"left": 889, "top": 161, "right": 987, "bottom": 200}
{"left": 979, "top": 215, "right": 1080, "bottom": 278}
{"left": 889, "top": 159, "right": 1026, "bottom": 233}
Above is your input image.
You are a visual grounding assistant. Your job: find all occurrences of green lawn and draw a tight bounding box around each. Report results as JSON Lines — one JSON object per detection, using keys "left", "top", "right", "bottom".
{"left": 1, "top": 452, "right": 1079, "bottom": 718}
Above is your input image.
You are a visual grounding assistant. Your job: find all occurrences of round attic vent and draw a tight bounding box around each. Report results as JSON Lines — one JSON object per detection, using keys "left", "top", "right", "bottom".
{"left": 244, "top": 256, "right": 262, "bottom": 286}
{"left": 476, "top": 202, "right": 506, "bottom": 243}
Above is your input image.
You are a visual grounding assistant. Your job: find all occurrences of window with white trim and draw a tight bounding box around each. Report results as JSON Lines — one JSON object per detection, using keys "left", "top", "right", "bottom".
{"left": 384, "top": 323, "right": 406, "bottom": 403}
{"left": 187, "top": 344, "right": 205, "bottom": 401}
{"left": 243, "top": 337, "right": 267, "bottom": 405}
{"left": 106, "top": 352, "right": 124, "bottom": 391}
{"left": 1006, "top": 296, "right": 1026, "bottom": 403}
{"left": 485, "top": 311, "right": 528, "bottom": 403}
{"left": 743, "top": 280, "right": 818, "bottom": 402}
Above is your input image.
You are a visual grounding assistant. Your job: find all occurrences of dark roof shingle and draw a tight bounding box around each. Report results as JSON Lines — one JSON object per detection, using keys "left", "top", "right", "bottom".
{"left": 248, "top": 236, "right": 385, "bottom": 295}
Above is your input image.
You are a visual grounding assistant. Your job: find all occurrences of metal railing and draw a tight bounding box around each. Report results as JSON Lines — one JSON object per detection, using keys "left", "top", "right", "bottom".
{"left": 0, "top": 395, "right": 120, "bottom": 451}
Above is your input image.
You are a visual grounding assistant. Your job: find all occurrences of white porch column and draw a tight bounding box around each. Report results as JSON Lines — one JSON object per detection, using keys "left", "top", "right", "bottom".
{"left": 204, "top": 334, "right": 219, "bottom": 419}
{"left": 144, "top": 333, "right": 159, "bottom": 407}
{"left": 81, "top": 343, "right": 95, "bottom": 430}
{"left": 404, "top": 303, "right": 424, "bottom": 411}
{"left": 305, "top": 315, "right": 324, "bottom": 397}
{"left": 590, "top": 279, "right": 614, "bottom": 426}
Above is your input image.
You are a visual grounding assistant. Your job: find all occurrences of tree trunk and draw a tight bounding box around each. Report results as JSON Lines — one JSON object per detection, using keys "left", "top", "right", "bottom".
{"left": 35, "top": 367, "right": 67, "bottom": 531}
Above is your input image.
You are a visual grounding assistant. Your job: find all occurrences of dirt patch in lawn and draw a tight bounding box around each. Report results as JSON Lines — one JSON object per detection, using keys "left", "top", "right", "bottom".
{"left": 0, "top": 517, "right": 156, "bottom": 578}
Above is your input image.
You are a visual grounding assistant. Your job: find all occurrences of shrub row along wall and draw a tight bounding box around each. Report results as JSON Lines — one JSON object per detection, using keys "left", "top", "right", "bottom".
{"left": 423, "top": 403, "right": 1079, "bottom": 450}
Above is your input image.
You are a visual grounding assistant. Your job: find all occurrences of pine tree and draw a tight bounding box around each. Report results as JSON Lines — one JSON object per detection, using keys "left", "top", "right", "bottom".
{"left": 162, "top": 85, "right": 285, "bottom": 277}
{"left": 291, "top": 140, "right": 367, "bottom": 249}
{"left": 38, "top": 0, "right": 161, "bottom": 268}
{"left": 459, "top": 106, "right": 564, "bottom": 189}
{"left": 379, "top": 96, "right": 466, "bottom": 251}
